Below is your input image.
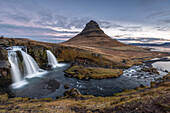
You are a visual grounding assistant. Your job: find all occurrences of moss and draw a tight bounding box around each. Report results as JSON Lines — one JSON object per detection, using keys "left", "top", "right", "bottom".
{"left": 40, "top": 98, "right": 53, "bottom": 102}
{"left": 8, "top": 97, "right": 29, "bottom": 103}
{"left": 65, "top": 65, "right": 123, "bottom": 79}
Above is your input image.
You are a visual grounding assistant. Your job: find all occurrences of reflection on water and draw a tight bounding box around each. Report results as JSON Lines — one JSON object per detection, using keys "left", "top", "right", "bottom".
{"left": 140, "top": 46, "right": 170, "bottom": 53}
{"left": 152, "top": 61, "right": 170, "bottom": 72}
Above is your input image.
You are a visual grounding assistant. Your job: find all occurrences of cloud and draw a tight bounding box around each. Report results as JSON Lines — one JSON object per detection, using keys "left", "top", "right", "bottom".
{"left": 0, "top": 0, "right": 169, "bottom": 40}
{"left": 119, "top": 26, "right": 142, "bottom": 32}
{"left": 146, "top": 10, "right": 170, "bottom": 19}
{"left": 35, "top": 15, "right": 90, "bottom": 29}
{"left": 157, "top": 26, "right": 170, "bottom": 31}
{"left": 117, "top": 37, "right": 170, "bottom": 44}
{"left": 0, "top": 24, "right": 78, "bottom": 34}
{"left": 7, "top": 14, "right": 32, "bottom": 23}
{"left": 160, "top": 19, "right": 170, "bottom": 23}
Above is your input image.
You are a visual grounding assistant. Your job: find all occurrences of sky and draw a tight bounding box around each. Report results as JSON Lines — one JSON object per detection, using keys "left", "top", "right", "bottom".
{"left": 0, "top": 0, "right": 170, "bottom": 43}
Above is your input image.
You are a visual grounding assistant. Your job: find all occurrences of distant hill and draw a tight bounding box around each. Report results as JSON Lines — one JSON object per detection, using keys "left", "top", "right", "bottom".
{"left": 129, "top": 42, "right": 170, "bottom": 47}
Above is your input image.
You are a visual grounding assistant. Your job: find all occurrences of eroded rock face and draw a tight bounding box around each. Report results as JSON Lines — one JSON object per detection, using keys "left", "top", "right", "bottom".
{"left": 0, "top": 47, "right": 11, "bottom": 94}
{"left": 0, "top": 47, "right": 11, "bottom": 77}
{"left": 27, "top": 46, "right": 48, "bottom": 69}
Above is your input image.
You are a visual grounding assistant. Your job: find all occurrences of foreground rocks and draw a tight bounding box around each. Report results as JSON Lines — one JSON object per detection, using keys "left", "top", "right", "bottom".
{"left": 64, "top": 88, "right": 81, "bottom": 98}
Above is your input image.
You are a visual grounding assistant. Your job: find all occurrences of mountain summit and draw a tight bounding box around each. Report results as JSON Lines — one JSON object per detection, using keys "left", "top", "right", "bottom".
{"left": 80, "top": 20, "right": 104, "bottom": 35}
{"left": 63, "top": 20, "right": 128, "bottom": 47}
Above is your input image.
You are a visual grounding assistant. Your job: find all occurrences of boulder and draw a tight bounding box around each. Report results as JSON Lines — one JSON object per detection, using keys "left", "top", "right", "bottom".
{"left": 64, "top": 88, "right": 81, "bottom": 97}
{"left": 64, "top": 84, "right": 70, "bottom": 89}
{"left": 44, "top": 79, "right": 60, "bottom": 91}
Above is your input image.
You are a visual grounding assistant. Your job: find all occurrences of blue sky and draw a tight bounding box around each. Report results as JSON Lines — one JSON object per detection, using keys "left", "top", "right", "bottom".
{"left": 0, "top": 0, "right": 170, "bottom": 42}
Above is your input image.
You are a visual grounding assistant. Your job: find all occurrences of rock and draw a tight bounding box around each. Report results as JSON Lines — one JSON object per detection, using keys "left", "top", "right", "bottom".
{"left": 0, "top": 47, "right": 11, "bottom": 94}
{"left": 44, "top": 79, "right": 60, "bottom": 91}
{"left": 0, "top": 38, "right": 9, "bottom": 46}
{"left": 122, "top": 59, "right": 126, "bottom": 63}
{"left": 47, "top": 64, "right": 53, "bottom": 69}
{"left": 56, "top": 96, "right": 61, "bottom": 99}
{"left": 142, "top": 67, "right": 160, "bottom": 75}
{"left": 64, "top": 88, "right": 81, "bottom": 97}
{"left": 165, "top": 70, "right": 168, "bottom": 73}
{"left": 0, "top": 60, "right": 10, "bottom": 69}
{"left": 64, "top": 84, "right": 69, "bottom": 89}
{"left": 91, "top": 53, "right": 97, "bottom": 56}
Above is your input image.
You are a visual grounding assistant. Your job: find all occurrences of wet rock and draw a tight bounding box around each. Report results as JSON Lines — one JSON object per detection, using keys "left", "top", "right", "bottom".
{"left": 64, "top": 88, "right": 81, "bottom": 97}
{"left": 56, "top": 96, "right": 61, "bottom": 99}
{"left": 64, "top": 84, "right": 70, "bottom": 89}
{"left": 64, "top": 73, "right": 72, "bottom": 78}
{"left": 44, "top": 79, "right": 60, "bottom": 92}
{"left": 47, "top": 64, "right": 53, "bottom": 69}
{"left": 142, "top": 67, "right": 160, "bottom": 75}
{"left": 165, "top": 70, "right": 168, "bottom": 73}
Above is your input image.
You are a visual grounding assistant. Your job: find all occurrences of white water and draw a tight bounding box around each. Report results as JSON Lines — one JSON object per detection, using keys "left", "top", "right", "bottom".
{"left": 8, "top": 52, "right": 22, "bottom": 83}
{"left": 8, "top": 46, "right": 46, "bottom": 89}
{"left": 46, "top": 50, "right": 65, "bottom": 68}
{"left": 21, "top": 51, "right": 40, "bottom": 76}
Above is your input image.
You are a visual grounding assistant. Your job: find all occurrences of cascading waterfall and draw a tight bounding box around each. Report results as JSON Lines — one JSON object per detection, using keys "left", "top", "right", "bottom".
{"left": 8, "top": 51, "right": 22, "bottom": 83}
{"left": 21, "top": 51, "right": 40, "bottom": 76}
{"left": 46, "top": 50, "right": 65, "bottom": 68}
{"left": 46, "top": 50, "right": 58, "bottom": 67}
{"left": 7, "top": 46, "right": 45, "bottom": 88}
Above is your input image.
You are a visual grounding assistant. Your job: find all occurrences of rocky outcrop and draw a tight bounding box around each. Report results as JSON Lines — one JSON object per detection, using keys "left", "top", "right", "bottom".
{"left": 27, "top": 46, "right": 48, "bottom": 69}
{"left": 0, "top": 47, "right": 11, "bottom": 94}
{"left": 64, "top": 88, "right": 81, "bottom": 98}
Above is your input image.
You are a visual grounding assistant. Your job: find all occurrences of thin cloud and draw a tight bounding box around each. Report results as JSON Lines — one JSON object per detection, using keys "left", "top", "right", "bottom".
{"left": 0, "top": 24, "right": 78, "bottom": 34}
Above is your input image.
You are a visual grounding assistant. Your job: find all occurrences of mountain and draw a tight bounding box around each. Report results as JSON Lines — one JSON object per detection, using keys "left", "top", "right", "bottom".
{"left": 62, "top": 20, "right": 128, "bottom": 47}
{"left": 129, "top": 42, "right": 170, "bottom": 47}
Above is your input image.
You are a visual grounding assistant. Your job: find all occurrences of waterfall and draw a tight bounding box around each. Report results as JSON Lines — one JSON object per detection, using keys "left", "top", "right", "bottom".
{"left": 46, "top": 50, "right": 65, "bottom": 68}
{"left": 21, "top": 51, "right": 40, "bottom": 76}
{"left": 46, "top": 50, "right": 59, "bottom": 68}
{"left": 7, "top": 46, "right": 45, "bottom": 88}
{"left": 8, "top": 51, "right": 22, "bottom": 83}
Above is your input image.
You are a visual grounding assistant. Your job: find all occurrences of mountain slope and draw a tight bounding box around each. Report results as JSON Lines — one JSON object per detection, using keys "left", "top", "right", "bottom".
{"left": 63, "top": 20, "right": 128, "bottom": 47}
{"left": 60, "top": 20, "right": 161, "bottom": 64}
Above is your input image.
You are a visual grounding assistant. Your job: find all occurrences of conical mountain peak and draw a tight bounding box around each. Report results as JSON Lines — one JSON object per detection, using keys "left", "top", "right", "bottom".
{"left": 83, "top": 20, "right": 100, "bottom": 30}
{"left": 63, "top": 20, "right": 128, "bottom": 47}
{"left": 80, "top": 20, "right": 104, "bottom": 35}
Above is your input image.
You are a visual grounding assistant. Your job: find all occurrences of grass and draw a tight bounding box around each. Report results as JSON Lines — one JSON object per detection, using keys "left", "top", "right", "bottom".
{"left": 65, "top": 65, "right": 123, "bottom": 79}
